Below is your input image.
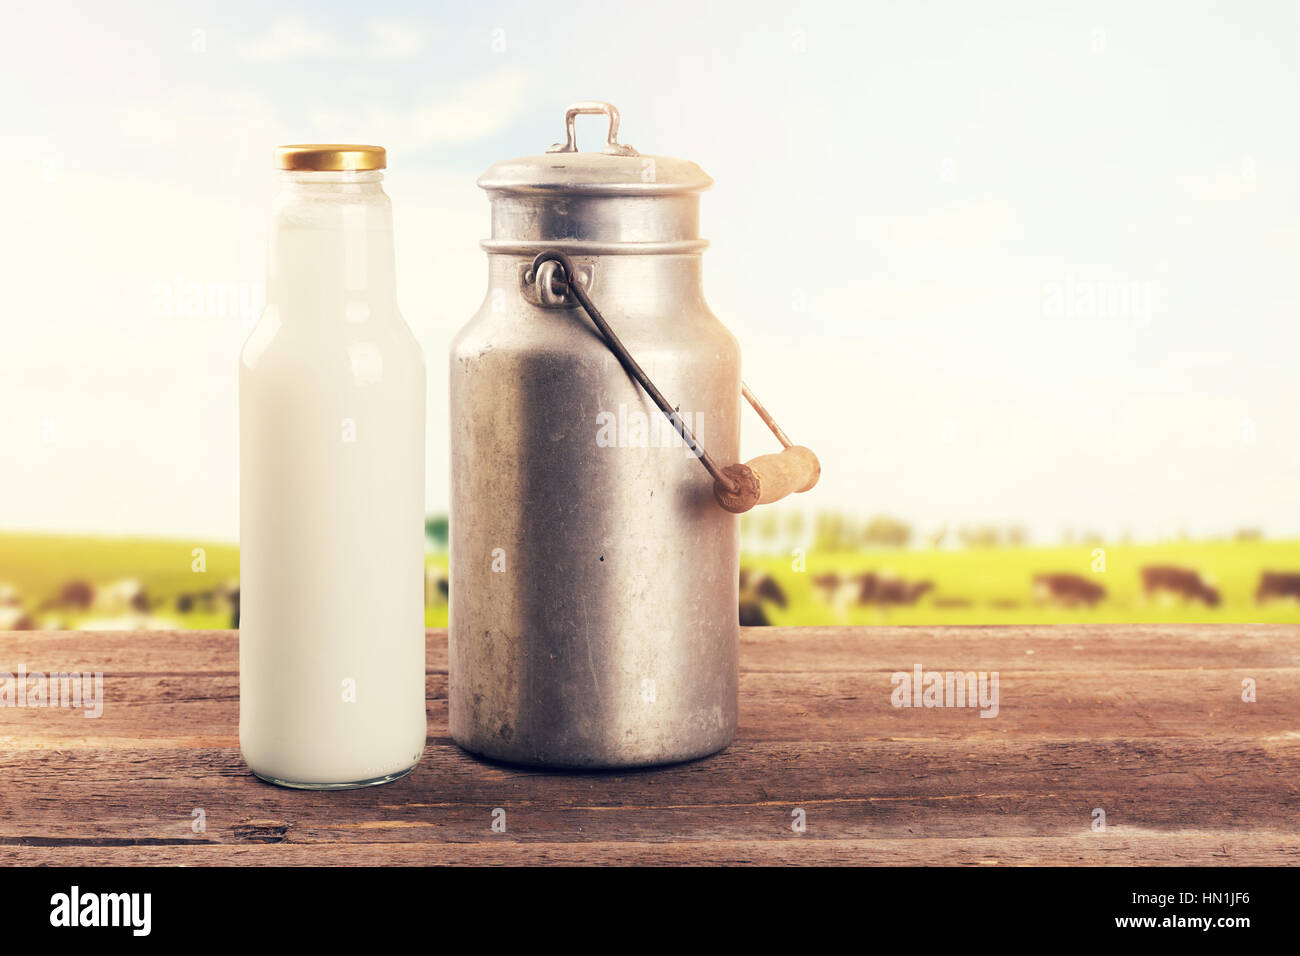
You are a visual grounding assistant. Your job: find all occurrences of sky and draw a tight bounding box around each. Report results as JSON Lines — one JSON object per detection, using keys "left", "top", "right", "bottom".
{"left": 0, "top": 0, "right": 1297, "bottom": 544}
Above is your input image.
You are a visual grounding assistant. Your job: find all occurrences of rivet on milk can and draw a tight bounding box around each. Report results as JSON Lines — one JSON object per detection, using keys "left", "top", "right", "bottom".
{"left": 450, "top": 101, "right": 820, "bottom": 768}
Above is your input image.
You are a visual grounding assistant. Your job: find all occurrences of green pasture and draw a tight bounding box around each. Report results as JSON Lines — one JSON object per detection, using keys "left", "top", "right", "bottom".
{"left": 0, "top": 532, "right": 1296, "bottom": 629}
{"left": 0, "top": 532, "right": 241, "bottom": 629}
{"left": 744, "top": 539, "right": 1300, "bottom": 626}
{"left": 0, "top": 533, "right": 240, "bottom": 593}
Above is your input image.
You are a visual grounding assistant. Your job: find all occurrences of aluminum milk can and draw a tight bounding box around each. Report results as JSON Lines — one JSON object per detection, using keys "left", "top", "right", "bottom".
{"left": 449, "top": 102, "right": 818, "bottom": 768}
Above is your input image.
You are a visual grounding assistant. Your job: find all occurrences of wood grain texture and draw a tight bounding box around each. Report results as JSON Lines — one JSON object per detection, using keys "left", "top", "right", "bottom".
{"left": 0, "top": 625, "right": 1296, "bottom": 866}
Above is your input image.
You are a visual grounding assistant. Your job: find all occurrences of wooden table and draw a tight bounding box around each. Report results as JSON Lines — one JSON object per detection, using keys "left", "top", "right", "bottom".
{"left": 1, "top": 625, "right": 1296, "bottom": 866}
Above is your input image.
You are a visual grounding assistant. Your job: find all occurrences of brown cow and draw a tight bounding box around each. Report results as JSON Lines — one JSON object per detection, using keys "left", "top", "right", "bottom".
{"left": 44, "top": 580, "right": 94, "bottom": 611}
{"left": 854, "top": 573, "right": 878, "bottom": 604}
{"left": 810, "top": 572, "right": 842, "bottom": 603}
{"left": 1256, "top": 571, "right": 1300, "bottom": 603}
{"left": 889, "top": 579, "right": 933, "bottom": 605}
{"left": 738, "top": 569, "right": 787, "bottom": 601}
{"left": 854, "top": 573, "right": 933, "bottom": 606}
{"left": 1142, "top": 565, "right": 1220, "bottom": 607}
{"left": 737, "top": 570, "right": 787, "bottom": 625}
{"left": 175, "top": 581, "right": 241, "bottom": 620}
{"left": 1034, "top": 573, "right": 1106, "bottom": 607}
{"left": 93, "top": 579, "right": 150, "bottom": 615}
{"left": 425, "top": 566, "right": 449, "bottom": 607}
{"left": 752, "top": 574, "right": 788, "bottom": 608}
{"left": 738, "top": 599, "right": 771, "bottom": 627}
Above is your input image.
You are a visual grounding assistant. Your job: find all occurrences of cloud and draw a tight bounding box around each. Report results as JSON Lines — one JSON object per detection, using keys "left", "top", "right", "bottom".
{"left": 239, "top": 17, "right": 342, "bottom": 62}
{"left": 239, "top": 17, "right": 426, "bottom": 63}
{"left": 365, "top": 21, "right": 426, "bottom": 61}
{"left": 307, "top": 72, "right": 531, "bottom": 152}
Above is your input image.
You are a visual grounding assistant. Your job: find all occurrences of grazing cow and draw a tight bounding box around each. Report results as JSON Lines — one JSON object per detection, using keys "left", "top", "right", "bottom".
{"left": 809, "top": 571, "right": 867, "bottom": 615}
{"left": 752, "top": 573, "right": 788, "bottom": 609}
{"left": 854, "top": 573, "right": 878, "bottom": 604}
{"left": 93, "top": 579, "right": 150, "bottom": 616}
{"left": 853, "top": 573, "right": 933, "bottom": 606}
{"left": 1256, "top": 571, "right": 1300, "bottom": 603}
{"left": 883, "top": 578, "right": 932, "bottom": 605}
{"left": 1141, "top": 565, "right": 1220, "bottom": 607}
{"left": 1034, "top": 573, "right": 1107, "bottom": 608}
{"left": 738, "top": 570, "right": 786, "bottom": 602}
{"left": 212, "top": 580, "right": 238, "bottom": 613}
{"left": 738, "top": 599, "right": 771, "bottom": 627}
{"left": 425, "top": 566, "right": 449, "bottom": 607}
{"left": 0, "top": 606, "right": 28, "bottom": 629}
{"left": 810, "top": 572, "right": 842, "bottom": 603}
{"left": 737, "top": 569, "right": 787, "bottom": 626}
{"left": 45, "top": 579, "right": 94, "bottom": 611}
{"left": 175, "top": 580, "right": 240, "bottom": 621}
{"left": 0, "top": 587, "right": 33, "bottom": 630}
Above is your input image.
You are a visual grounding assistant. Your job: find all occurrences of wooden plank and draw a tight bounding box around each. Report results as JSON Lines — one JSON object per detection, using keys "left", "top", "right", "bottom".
{"left": 0, "top": 669, "right": 1294, "bottom": 745}
{"left": 0, "top": 739, "right": 1294, "bottom": 846}
{"left": 0, "top": 625, "right": 1295, "bottom": 867}
{"left": 741, "top": 623, "right": 1300, "bottom": 672}
{"left": 3, "top": 832, "right": 1297, "bottom": 867}
{"left": 2, "top": 624, "right": 1296, "bottom": 676}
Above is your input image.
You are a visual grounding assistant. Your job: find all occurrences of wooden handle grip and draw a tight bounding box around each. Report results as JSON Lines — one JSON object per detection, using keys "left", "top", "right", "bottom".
{"left": 713, "top": 445, "right": 820, "bottom": 514}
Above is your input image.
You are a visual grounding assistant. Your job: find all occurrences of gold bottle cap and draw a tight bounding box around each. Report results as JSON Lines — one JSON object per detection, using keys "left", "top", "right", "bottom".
{"left": 274, "top": 144, "right": 386, "bottom": 171}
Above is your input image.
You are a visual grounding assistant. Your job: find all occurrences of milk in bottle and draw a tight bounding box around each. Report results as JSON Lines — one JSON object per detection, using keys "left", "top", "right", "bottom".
{"left": 239, "top": 145, "right": 426, "bottom": 788}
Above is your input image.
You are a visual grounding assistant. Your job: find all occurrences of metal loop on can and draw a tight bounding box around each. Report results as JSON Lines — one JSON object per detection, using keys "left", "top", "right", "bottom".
{"left": 522, "top": 259, "right": 593, "bottom": 308}
{"left": 546, "top": 101, "right": 639, "bottom": 157}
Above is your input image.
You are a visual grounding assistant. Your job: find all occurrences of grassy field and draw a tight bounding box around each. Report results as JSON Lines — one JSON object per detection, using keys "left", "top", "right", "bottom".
{"left": 742, "top": 539, "right": 1300, "bottom": 626}
{"left": 0, "top": 532, "right": 241, "bottom": 629}
{"left": 0, "top": 532, "right": 1296, "bottom": 629}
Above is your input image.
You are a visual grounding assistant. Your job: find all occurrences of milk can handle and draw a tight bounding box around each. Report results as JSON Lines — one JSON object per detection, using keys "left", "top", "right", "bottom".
{"left": 530, "top": 250, "right": 821, "bottom": 514}
{"left": 546, "top": 101, "right": 639, "bottom": 157}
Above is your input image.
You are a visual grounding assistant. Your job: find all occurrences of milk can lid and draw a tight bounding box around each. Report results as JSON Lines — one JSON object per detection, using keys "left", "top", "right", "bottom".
{"left": 478, "top": 101, "right": 713, "bottom": 196}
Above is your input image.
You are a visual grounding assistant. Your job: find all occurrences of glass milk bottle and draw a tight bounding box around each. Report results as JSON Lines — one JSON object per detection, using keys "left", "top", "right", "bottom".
{"left": 239, "top": 145, "right": 427, "bottom": 788}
